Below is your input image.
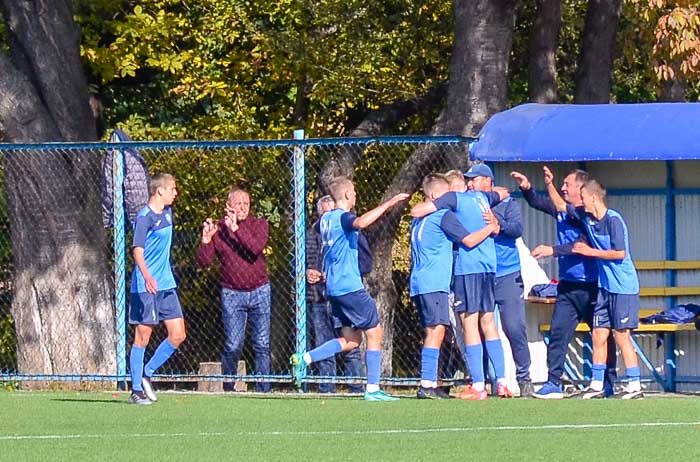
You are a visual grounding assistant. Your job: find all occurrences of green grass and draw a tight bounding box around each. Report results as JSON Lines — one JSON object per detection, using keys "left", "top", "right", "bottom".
{"left": 1, "top": 391, "right": 699, "bottom": 461}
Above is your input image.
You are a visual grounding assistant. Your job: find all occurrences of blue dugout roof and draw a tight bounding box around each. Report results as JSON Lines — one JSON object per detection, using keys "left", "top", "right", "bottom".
{"left": 470, "top": 103, "right": 700, "bottom": 162}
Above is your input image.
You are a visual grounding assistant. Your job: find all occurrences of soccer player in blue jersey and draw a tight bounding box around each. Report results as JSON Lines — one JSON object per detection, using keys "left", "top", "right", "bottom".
{"left": 467, "top": 164, "right": 533, "bottom": 397}
{"left": 411, "top": 174, "right": 499, "bottom": 399}
{"left": 290, "top": 177, "right": 409, "bottom": 401}
{"left": 545, "top": 176, "right": 642, "bottom": 399}
{"left": 127, "top": 173, "right": 186, "bottom": 405}
{"left": 412, "top": 167, "right": 513, "bottom": 400}
{"left": 513, "top": 168, "right": 617, "bottom": 399}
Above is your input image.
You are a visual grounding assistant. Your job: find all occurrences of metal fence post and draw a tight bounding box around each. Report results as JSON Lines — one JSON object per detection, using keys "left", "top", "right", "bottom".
{"left": 292, "top": 130, "right": 307, "bottom": 384}
{"left": 111, "top": 146, "right": 127, "bottom": 388}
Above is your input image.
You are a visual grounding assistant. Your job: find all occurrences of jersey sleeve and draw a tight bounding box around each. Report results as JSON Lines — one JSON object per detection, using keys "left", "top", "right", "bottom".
{"left": 484, "top": 191, "right": 501, "bottom": 207}
{"left": 340, "top": 212, "right": 357, "bottom": 232}
{"left": 608, "top": 216, "right": 627, "bottom": 251}
{"left": 434, "top": 192, "right": 458, "bottom": 211}
{"left": 132, "top": 214, "right": 151, "bottom": 248}
{"left": 521, "top": 187, "right": 558, "bottom": 217}
{"left": 440, "top": 211, "right": 469, "bottom": 241}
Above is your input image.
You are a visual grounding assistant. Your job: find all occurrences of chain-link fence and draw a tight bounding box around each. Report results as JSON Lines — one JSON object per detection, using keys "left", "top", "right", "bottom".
{"left": 0, "top": 136, "right": 472, "bottom": 391}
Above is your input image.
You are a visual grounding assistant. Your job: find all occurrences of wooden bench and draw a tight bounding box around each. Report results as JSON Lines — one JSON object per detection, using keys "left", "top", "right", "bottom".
{"left": 531, "top": 260, "right": 700, "bottom": 392}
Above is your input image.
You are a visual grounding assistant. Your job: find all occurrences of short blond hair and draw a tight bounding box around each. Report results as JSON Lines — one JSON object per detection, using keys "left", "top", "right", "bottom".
{"left": 581, "top": 179, "right": 607, "bottom": 204}
{"left": 149, "top": 173, "right": 175, "bottom": 196}
{"left": 328, "top": 177, "right": 354, "bottom": 202}
{"left": 444, "top": 170, "right": 466, "bottom": 187}
{"left": 422, "top": 174, "right": 449, "bottom": 196}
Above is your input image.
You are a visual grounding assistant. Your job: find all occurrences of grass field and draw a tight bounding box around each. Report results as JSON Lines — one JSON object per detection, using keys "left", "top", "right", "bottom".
{"left": 1, "top": 390, "right": 699, "bottom": 461}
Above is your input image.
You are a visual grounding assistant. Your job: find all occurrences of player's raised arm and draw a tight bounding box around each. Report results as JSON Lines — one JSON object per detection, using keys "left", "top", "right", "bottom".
{"left": 353, "top": 193, "right": 410, "bottom": 229}
{"left": 544, "top": 166, "right": 567, "bottom": 212}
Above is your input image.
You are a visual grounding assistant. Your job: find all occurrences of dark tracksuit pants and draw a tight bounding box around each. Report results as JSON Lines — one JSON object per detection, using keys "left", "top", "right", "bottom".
{"left": 495, "top": 271, "right": 531, "bottom": 383}
{"left": 547, "top": 280, "right": 617, "bottom": 388}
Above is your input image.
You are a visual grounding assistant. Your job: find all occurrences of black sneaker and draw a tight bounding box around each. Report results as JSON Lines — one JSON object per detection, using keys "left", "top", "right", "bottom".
{"left": 417, "top": 386, "right": 446, "bottom": 399}
{"left": 142, "top": 376, "right": 158, "bottom": 402}
{"left": 128, "top": 391, "right": 152, "bottom": 405}
{"left": 518, "top": 381, "right": 534, "bottom": 398}
{"left": 434, "top": 387, "right": 453, "bottom": 399}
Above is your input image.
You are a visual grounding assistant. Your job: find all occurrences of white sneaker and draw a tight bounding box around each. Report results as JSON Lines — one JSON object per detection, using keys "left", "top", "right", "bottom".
{"left": 580, "top": 387, "right": 605, "bottom": 400}
{"left": 142, "top": 376, "right": 158, "bottom": 402}
{"left": 620, "top": 386, "right": 644, "bottom": 400}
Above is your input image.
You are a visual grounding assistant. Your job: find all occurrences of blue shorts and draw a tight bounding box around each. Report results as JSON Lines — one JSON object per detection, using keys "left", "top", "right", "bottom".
{"left": 412, "top": 292, "right": 450, "bottom": 328}
{"left": 129, "top": 289, "right": 183, "bottom": 325}
{"left": 329, "top": 289, "right": 379, "bottom": 330}
{"left": 592, "top": 288, "right": 639, "bottom": 329}
{"left": 453, "top": 273, "right": 496, "bottom": 314}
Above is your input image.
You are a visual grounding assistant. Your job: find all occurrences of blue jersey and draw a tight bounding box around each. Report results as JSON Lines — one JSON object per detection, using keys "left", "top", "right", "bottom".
{"left": 571, "top": 206, "right": 639, "bottom": 295}
{"left": 434, "top": 191, "right": 498, "bottom": 275}
{"left": 320, "top": 209, "right": 364, "bottom": 297}
{"left": 131, "top": 205, "right": 176, "bottom": 293}
{"left": 492, "top": 197, "right": 522, "bottom": 277}
{"left": 409, "top": 209, "right": 468, "bottom": 296}
{"left": 556, "top": 211, "right": 599, "bottom": 283}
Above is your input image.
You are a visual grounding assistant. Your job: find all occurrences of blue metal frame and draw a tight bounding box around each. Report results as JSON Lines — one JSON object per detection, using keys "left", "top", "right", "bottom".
{"left": 292, "top": 129, "right": 307, "bottom": 385}
{"left": 111, "top": 147, "right": 128, "bottom": 387}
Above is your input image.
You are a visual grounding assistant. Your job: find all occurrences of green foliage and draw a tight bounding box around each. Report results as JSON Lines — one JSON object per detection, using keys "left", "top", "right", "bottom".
{"left": 76, "top": 0, "right": 453, "bottom": 140}
{"left": 0, "top": 313, "right": 16, "bottom": 371}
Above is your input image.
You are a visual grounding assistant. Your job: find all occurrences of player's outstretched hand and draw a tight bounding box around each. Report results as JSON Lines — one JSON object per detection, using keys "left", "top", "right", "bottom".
{"left": 572, "top": 241, "right": 594, "bottom": 257}
{"left": 389, "top": 193, "right": 411, "bottom": 207}
{"left": 510, "top": 171, "right": 531, "bottom": 190}
{"left": 531, "top": 245, "right": 554, "bottom": 260}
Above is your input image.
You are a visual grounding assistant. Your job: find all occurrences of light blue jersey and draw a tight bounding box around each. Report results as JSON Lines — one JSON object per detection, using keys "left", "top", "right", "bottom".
{"left": 409, "top": 209, "right": 468, "bottom": 296}
{"left": 320, "top": 209, "right": 364, "bottom": 297}
{"left": 434, "top": 191, "right": 497, "bottom": 275}
{"left": 579, "top": 208, "right": 639, "bottom": 295}
{"left": 131, "top": 205, "right": 176, "bottom": 293}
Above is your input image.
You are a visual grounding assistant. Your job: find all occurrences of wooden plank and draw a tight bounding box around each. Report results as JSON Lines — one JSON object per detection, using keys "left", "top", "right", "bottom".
{"left": 640, "top": 287, "right": 666, "bottom": 297}
{"left": 540, "top": 322, "right": 698, "bottom": 333}
{"left": 636, "top": 260, "right": 700, "bottom": 270}
{"left": 526, "top": 296, "right": 556, "bottom": 305}
{"left": 640, "top": 286, "right": 700, "bottom": 297}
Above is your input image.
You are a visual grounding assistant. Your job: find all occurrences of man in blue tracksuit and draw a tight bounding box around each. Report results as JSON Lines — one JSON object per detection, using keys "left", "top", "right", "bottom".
{"left": 467, "top": 164, "right": 533, "bottom": 397}
{"left": 511, "top": 168, "right": 617, "bottom": 399}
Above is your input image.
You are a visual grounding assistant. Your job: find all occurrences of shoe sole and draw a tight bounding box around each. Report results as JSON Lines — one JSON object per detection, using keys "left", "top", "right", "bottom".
{"left": 532, "top": 393, "right": 564, "bottom": 400}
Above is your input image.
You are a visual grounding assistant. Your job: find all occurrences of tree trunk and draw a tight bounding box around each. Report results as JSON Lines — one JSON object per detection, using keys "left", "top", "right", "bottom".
{"left": 0, "top": 0, "right": 116, "bottom": 386}
{"left": 574, "top": 0, "right": 622, "bottom": 103}
{"left": 366, "top": 0, "right": 520, "bottom": 374}
{"left": 659, "top": 77, "right": 687, "bottom": 102}
{"left": 529, "top": 0, "right": 561, "bottom": 103}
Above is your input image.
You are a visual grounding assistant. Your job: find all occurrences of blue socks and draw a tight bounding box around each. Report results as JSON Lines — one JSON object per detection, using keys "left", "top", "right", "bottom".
{"left": 421, "top": 347, "right": 440, "bottom": 383}
{"left": 144, "top": 339, "right": 178, "bottom": 378}
{"left": 484, "top": 339, "right": 506, "bottom": 381}
{"left": 465, "top": 344, "right": 485, "bottom": 384}
{"left": 129, "top": 345, "right": 146, "bottom": 392}
{"left": 627, "top": 366, "right": 640, "bottom": 381}
{"left": 366, "top": 349, "right": 381, "bottom": 386}
{"left": 309, "top": 338, "right": 343, "bottom": 363}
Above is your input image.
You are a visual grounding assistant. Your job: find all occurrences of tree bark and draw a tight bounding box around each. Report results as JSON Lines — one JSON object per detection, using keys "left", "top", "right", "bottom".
{"left": 365, "top": 0, "right": 520, "bottom": 374}
{"left": 574, "top": 0, "right": 622, "bottom": 104}
{"left": 529, "top": 0, "right": 561, "bottom": 103}
{"left": 659, "top": 77, "right": 687, "bottom": 102}
{"left": 0, "top": 0, "right": 116, "bottom": 386}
